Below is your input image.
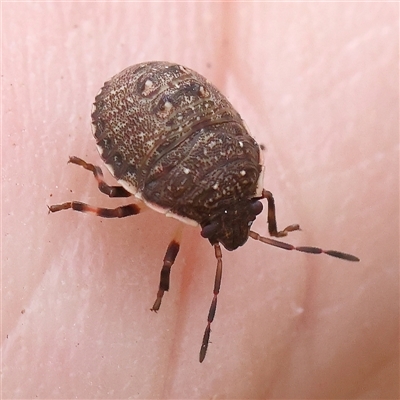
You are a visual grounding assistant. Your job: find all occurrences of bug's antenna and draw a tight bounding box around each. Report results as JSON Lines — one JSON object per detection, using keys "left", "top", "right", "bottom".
{"left": 200, "top": 242, "right": 223, "bottom": 362}
{"left": 248, "top": 231, "right": 360, "bottom": 262}
{"left": 256, "top": 189, "right": 359, "bottom": 262}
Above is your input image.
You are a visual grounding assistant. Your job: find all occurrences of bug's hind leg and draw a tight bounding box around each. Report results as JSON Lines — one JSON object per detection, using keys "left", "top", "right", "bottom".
{"left": 48, "top": 156, "right": 140, "bottom": 217}
{"left": 151, "top": 226, "right": 183, "bottom": 312}
{"left": 68, "top": 156, "right": 132, "bottom": 198}
{"left": 262, "top": 189, "right": 301, "bottom": 237}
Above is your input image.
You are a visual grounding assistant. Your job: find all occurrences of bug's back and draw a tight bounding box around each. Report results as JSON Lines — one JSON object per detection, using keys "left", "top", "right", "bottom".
{"left": 92, "top": 62, "right": 262, "bottom": 226}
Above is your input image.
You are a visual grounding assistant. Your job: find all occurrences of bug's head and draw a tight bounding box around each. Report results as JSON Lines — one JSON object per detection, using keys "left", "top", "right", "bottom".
{"left": 200, "top": 199, "right": 263, "bottom": 251}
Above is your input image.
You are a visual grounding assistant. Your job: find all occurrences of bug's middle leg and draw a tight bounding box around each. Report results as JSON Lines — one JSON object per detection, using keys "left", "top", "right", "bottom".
{"left": 48, "top": 156, "right": 140, "bottom": 217}
{"left": 48, "top": 201, "right": 141, "bottom": 218}
{"left": 262, "top": 189, "right": 301, "bottom": 237}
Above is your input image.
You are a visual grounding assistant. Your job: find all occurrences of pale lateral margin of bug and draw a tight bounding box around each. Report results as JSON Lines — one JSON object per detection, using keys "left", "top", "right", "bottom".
{"left": 48, "top": 61, "right": 360, "bottom": 363}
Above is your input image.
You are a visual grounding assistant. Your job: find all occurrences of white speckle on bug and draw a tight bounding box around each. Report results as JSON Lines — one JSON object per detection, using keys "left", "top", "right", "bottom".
{"left": 179, "top": 65, "right": 189, "bottom": 74}
{"left": 240, "top": 170, "right": 246, "bottom": 176}
{"left": 196, "top": 116, "right": 200, "bottom": 121}
{"left": 203, "top": 149, "right": 208, "bottom": 156}
{"left": 164, "top": 101, "right": 173, "bottom": 111}
{"left": 145, "top": 79, "right": 153, "bottom": 88}
{"left": 199, "top": 86, "right": 209, "bottom": 97}
{"left": 212, "top": 183, "right": 219, "bottom": 190}
{"left": 209, "top": 141, "right": 216, "bottom": 149}
{"left": 177, "top": 115, "right": 183, "bottom": 121}
{"left": 146, "top": 139, "right": 155, "bottom": 147}
{"left": 183, "top": 167, "right": 190, "bottom": 174}
{"left": 239, "top": 141, "right": 244, "bottom": 148}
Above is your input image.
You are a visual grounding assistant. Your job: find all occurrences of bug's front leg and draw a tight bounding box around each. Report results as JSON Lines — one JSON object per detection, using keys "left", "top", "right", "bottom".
{"left": 262, "top": 189, "right": 301, "bottom": 237}
{"left": 199, "top": 242, "right": 222, "bottom": 363}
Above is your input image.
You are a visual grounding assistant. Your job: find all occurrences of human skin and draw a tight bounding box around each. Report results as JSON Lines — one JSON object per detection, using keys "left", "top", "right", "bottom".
{"left": 2, "top": 2, "right": 398, "bottom": 399}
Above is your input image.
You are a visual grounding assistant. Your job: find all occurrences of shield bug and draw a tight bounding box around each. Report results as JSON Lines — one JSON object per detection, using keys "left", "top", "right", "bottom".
{"left": 49, "top": 61, "right": 360, "bottom": 362}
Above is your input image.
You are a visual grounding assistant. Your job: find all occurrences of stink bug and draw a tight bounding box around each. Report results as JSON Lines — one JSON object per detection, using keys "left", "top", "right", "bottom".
{"left": 49, "top": 61, "right": 359, "bottom": 362}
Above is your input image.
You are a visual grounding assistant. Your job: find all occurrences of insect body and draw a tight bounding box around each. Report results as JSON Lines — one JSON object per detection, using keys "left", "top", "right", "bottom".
{"left": 49, "top": 62, "right": 359, "bottom": 362}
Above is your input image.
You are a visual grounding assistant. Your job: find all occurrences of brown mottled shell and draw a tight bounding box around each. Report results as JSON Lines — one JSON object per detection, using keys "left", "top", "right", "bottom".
{"left": 92, "top": 61, "right": 264, "bottom": 250}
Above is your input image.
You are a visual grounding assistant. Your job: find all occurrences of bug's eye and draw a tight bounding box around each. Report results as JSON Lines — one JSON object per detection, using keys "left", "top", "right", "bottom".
{"left": 201, "top": 222, "right": 219, "bottom": 239}
{"left": 251, "top": 200, "right": 263, "bottom": 216}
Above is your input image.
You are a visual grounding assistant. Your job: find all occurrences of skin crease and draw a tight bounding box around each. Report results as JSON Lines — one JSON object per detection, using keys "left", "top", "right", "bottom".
{"left": 2, "top": 2, "right": 398, "bottom": 399}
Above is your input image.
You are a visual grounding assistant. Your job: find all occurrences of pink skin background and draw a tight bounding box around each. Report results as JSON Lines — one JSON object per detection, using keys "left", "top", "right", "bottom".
{"left": 2, "top": 2, "right": 398, "bottom": 399}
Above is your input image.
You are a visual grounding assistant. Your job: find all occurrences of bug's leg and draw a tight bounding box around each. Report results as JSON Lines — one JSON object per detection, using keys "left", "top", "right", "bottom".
{"left": 48, "top": 201, "right": 141, "bottom": 218}
{"left": 262, "top": 189, "right": 301, "bottom": 237}
{"left": 68, "top": 156, "right": 132, "bottom": 198}
{"left": 151, "top": 227, "right": 183, "bottom": 312}
{"left": 199, "top": 242, "right": 223, "bottom": 363}
{"left": 248, "top": 231, "right": 360, "bottom": 262}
